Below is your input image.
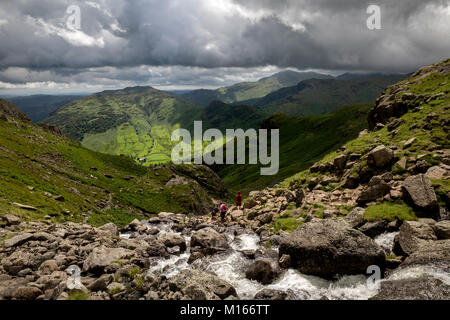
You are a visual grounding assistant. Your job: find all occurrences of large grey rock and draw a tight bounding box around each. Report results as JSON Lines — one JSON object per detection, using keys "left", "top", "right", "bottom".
{"left": 2, "top": 250, "right": 43, "bottom": 275}
{"left": 2, "top": 232, "right": 33, "bottom": 248}
{"left": 398, "top": 220, "right": 437, "bottom": 255}
{"left": 401, "top": 240, "right": 450, "bottom": 271}
{"left": 168, "top": 269, "right": 237, "bottom": 300}
{"left": 367, "top": 145, "right": 394, "bottom": 167}
{"left": 98, "top": 223, "right": 119, "bottom": 236}
{"left": 357, "top": 176, "right": 391, "bottom": 203}
{"left": 358, "top": 220, "right": 388, "bottom": 238}
{"left": 158, "top": 233, "right": 187, "bottom": 252}
{"left": 245, "top": 258, "right": 281, "bottom": 285}
{"left": 190, "top": 227, "right": 229, "bottom": 254}
{"left": 402, "top": 174, "right": 438, "bottom": 215}
{"left": 371, "top": 276, "right": 450, "bottom": 300}
{"left": 433, "top": 220, "right": 450, "bottom": 239}
{"left": 344, "top": 207, "right": 366, "bottom": 228}
{"left": 279, "top": 219, "right": 385, "bottom": 277}
{"left": 82, "top": 246, "right": 134, "bottom": 274}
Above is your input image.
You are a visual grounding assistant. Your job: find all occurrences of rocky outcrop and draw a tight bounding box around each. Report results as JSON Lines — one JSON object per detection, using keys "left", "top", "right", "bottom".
{"left": 278, "top": 219, "right": 385, "bottom": 277}
{"left": 401, "top": 240, "right": 450, "bottom": 271}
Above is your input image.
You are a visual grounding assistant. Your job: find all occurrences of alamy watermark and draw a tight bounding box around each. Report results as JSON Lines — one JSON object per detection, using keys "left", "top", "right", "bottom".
{"left": 66, "top": 5, "right": 81, "bottom": 30}
{"left": 366, "top": 5, "right": 381, "bottom": 30}
{"left": 171, "top": 121, "right": 279, "bottom": 176}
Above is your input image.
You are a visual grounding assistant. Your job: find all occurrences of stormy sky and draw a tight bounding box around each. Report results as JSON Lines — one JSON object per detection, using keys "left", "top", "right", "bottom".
{"left": 0, "top": 0, "right": 449, "bottom": 94}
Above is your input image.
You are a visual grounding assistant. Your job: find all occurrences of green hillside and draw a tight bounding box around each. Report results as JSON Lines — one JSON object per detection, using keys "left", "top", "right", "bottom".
{"left": 43, "top": 87, "right": 267, "bottom": 166}
{"left": 0, "top": 98, "right": 226, "bottom": 225}
{"left": 243, "top": 75, "right": 405, "bottom": 116}
{"left": 9, "top": 95, "right": 85, "bottom": 123}
{"left": 182, "top": 70, "right": 332, "bottom": 106}
{"left": 213, "top": 102, "right": 374, "bottom": 194}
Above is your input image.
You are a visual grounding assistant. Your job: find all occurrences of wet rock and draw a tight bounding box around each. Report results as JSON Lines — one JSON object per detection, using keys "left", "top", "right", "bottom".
{"left": 279, "top": 254, "right": 291, "bottom": 269}
{"left": 168, "top": 269, "right": 237, "bottom": 300}
{"left": 371, "top": 276, "right": 450, "bottom": 300}
{"left": 367, "top": 145, "right": 394, "bottom": 168}
{"left": 254, "top": 289, "right": 294, "bottom": 300}
{"left": 279, "top": 219, "right": 385, "bottom": 277}
{"left": 122, "top": 219, "right": 146, "bottom": 232}
{"left": 344, "top": 207, "right": 366, "bottom": 228}
{"left": 83, "top": 246, "right": 134, "bottom": 274}
{"left": 158, "top": 233, "right": 186, "bottom": 252}
{"left": 190, "top": 227, "right": 229, "bottom": 254}
{"left": 398, "top": 220, "right": 437, "bottom": 255}
{"left": 145, "top": 240, "right": 168, "bottom": 257}
{"left": 402, "top": 174, "right": 438, "bottom": 216}
{"left": 432, "top": 220, "right": 450, "bottom": 239}
{"left": 2, "top": 214, "right": 21, "bottom": 226}
{"left": 245, "top": 258, "right": 281, "bottom": 285}
{"left": 188, "top": 251, "right": 204, "bottom": 264}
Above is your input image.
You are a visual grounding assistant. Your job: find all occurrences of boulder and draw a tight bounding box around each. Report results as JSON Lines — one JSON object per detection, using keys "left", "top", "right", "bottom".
{"left": 367, "top": 145, "right": 394, "bottom": 167}
{"left": 168, "top": 269, "right": 237, "bottom": 300}
{"left": 279, "top": 254, "right": 291, "bottom": 269}
{"left": 158, "top": 233, "right": 187, "bottom": 252}
{"left": 398, "top": 220, "right": 437, "bottom": 255}
{"left": 357, "top": 176, "right": 391, "bottom": 203}
{"left": 344, "top": 207, "right": 366, "bottom": 228}
{"left": 279, "top": 219, "right": 385, "bottom": 277}
{"left": 190, "top": 227, "right": 229, "bottom": 254}
{"left": 2, "top": 232, "right": 33, "bottom": 248}
{"left": 82, "top": 246, "right": 134, "bottom": 274}
{"left": 371, "top": 276, "right": 450, "bottom": 300}
{"left": 87, "top": 274, "right": 113, "bottom": 292}
{"left": 12, "top": 286, "right": 43, "bottom": 300}
{"left": 402, "top": 174, "right": 438, "bottom": 215}
{"left": 333, "top": 154, "right": 347, "bottom": 171}
{"left": 2, "top": 214, "right": 21, "bottom": 226}
{"left": 38, "top": 260, "right": 59, "bottom": 275}
{"left": 245, "top": 258, "right": 281, "bottom": 285}
{"left": 2, "top": 250, "right": 43, "bottom": 275}
{"left": 358, "top": 220, "right": 388, "bottom": 238}
{"left": 254, "top": 289, "right": 294, "bottom": 300}
{"left": 98, "top": 223, "right": 119, "bottom": 236}
{"left": 432, "top": 220, "right": 450, "bottom": 239}
{"left": 257, "top": 212, "right": 273, "bottom": 225}
{"left": 294, "top": 189, "right": 306, "bottom": 205}
{"left": 401, "top": 240, "right": 450, "bottom": 271}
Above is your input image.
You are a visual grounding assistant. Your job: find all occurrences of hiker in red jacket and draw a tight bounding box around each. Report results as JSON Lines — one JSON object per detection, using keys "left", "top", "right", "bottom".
{"left": 236, "top": 192, "right": 242, "bottom": 209}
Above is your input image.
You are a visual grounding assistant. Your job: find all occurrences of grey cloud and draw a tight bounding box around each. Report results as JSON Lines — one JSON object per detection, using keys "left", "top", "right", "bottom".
{"left": 0, "top": 0, "right": 449, "bottom": 92}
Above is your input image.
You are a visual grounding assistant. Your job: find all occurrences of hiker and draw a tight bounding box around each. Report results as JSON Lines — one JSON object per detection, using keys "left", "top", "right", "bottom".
{"left": 235, "top": 192, "right": 242, "bottom": 209}
{"left": 219, "top": 202, "right": 228, "bottom": 221}
{"left": 211, "top": 205, "right": 219, "bottom": 218}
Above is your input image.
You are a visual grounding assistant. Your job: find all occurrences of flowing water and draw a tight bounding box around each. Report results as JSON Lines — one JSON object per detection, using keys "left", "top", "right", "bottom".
{"left": 121, "top": 221, "right": 449, "bottom": 300}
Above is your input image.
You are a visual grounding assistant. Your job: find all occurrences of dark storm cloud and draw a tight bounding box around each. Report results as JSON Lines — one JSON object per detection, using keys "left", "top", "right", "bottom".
{"left": 0, "top": 0, "right": 449, "bottom": 91}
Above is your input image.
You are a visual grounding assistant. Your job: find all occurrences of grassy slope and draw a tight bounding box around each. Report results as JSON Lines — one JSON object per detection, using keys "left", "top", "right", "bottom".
{"left": 44, "top": 87, "right": 268, "bottom": 166}
{"left": 215, "top": 102, "right": 374, "bottom": 194}
{"left": 0, "top": 105, "right": 224, "bottom": 226}
{"left": 283, "top": 60, "right": 450, "bottom": 203}
{"left": 243, "top": 76, "right": 405, "bottom": 117}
